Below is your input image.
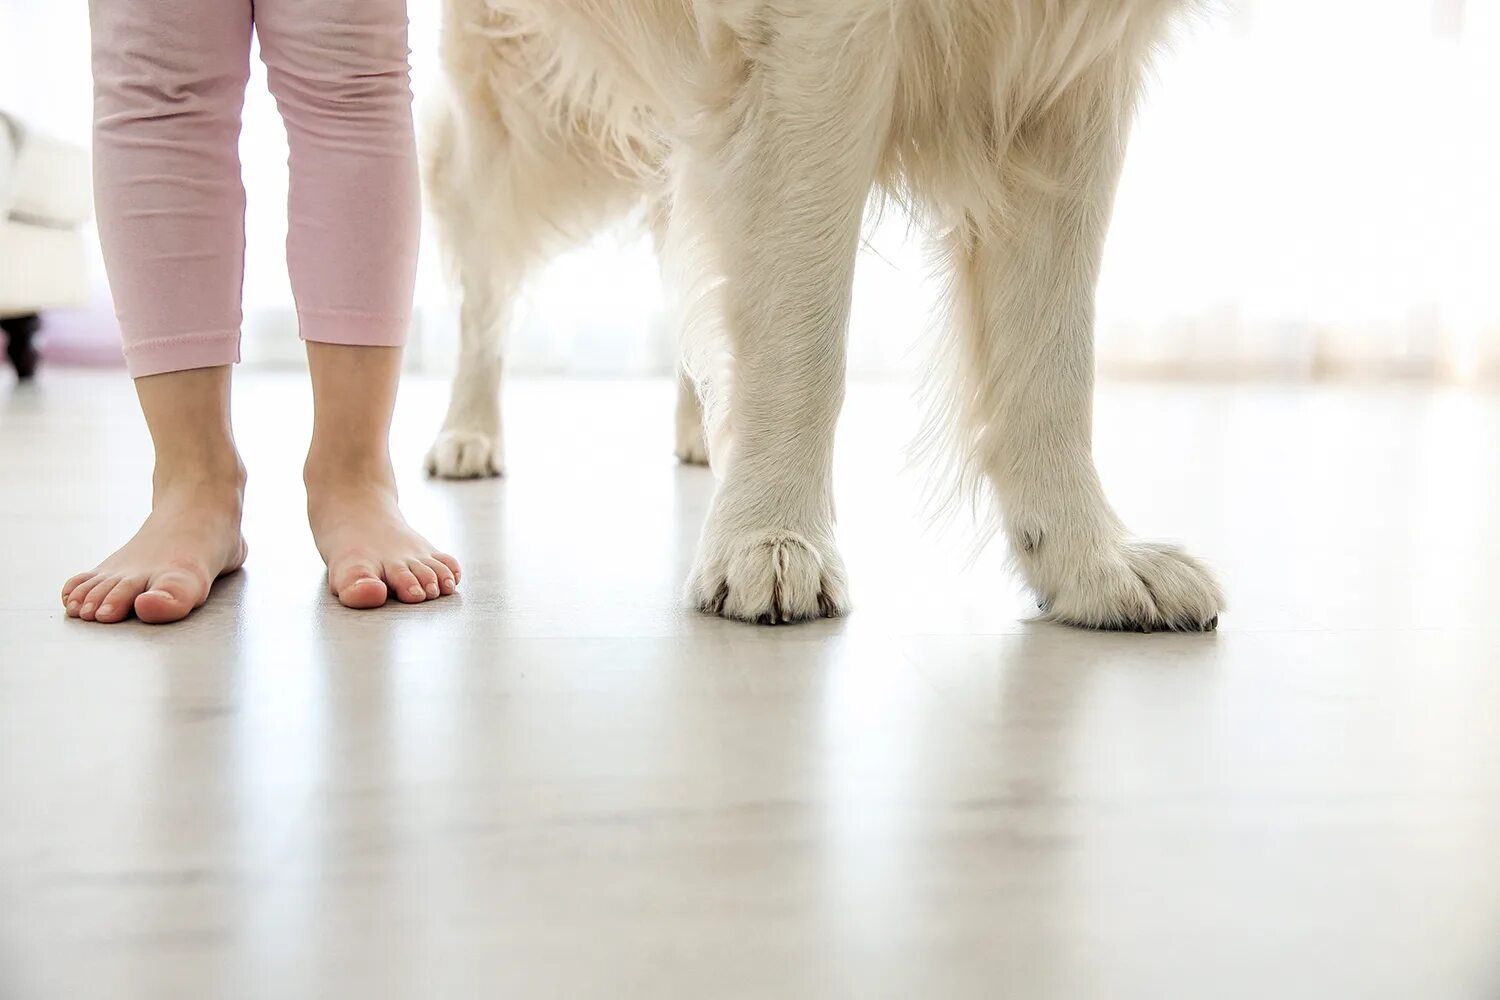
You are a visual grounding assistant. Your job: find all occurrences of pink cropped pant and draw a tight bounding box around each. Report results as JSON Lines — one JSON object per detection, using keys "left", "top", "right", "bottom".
{"left": 89, "top": 0, "right": 419, "bottom": 378}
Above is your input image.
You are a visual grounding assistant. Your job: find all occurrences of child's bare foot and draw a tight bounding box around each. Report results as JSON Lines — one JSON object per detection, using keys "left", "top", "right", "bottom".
{"left": 306, "top": 470, "right": 461, "bottom": 610}
{"left": 302, "top": 342, "right": 461, "bottom": 609}
{"left": 61, "top": 473, "right": 247, "bottom": 625}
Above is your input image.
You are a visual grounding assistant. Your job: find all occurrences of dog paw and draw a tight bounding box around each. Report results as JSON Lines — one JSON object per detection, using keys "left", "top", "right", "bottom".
{"left": 675, "top": 421, "right": 710, "bottom": 466}
{"left": 689, "top": 528, "right": 848, "bottom": 624}
{"left": 425, "top": 429, "right": 504, "bottom": 479}
{"left": 1036, "top": 540, "right": 1223, "bottom": 633}
{"left": 674, "top": 373, "right": 711, "bottom": 466}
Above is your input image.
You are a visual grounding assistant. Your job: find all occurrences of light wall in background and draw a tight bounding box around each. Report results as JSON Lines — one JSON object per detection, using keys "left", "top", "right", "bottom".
{"left": 2, "top": 0, "right": 1496, "bottom": 380}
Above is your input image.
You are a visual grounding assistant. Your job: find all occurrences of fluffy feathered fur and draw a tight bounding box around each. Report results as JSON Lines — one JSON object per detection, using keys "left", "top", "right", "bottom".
{"left": 423, "top": 0, "right": 1224, "bottom": 630}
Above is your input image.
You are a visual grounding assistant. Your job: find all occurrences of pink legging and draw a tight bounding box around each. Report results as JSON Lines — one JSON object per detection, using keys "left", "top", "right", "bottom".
{"left": 89, "top": 0, "right": 419, "bottom": 378}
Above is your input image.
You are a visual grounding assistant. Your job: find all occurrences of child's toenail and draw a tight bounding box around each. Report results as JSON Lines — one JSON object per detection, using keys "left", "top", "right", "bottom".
{"left": 81, "top": 603, "right": 95, "bottom": 615}
{"left": 99, "top": 604, "right": 114, "bottom": 617}
{"left": 442, "top": 581, "right": 454, "bottom": 593}
{"left": 425, "top": 585, "right": 439, "bottom": 598}
{"left": 66, "top": 601, "right": 78, "bottom": 613}
{"left": 408, "top": 585, "right": 425, "bottom": 599}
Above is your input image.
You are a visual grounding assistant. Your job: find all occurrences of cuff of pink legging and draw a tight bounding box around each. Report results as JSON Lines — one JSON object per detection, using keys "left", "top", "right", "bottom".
{"left": 298, "top": 310, "right": 411, "bottom": 349}
{"left": 123, "top": 331, "right": 242, "bottom": 379}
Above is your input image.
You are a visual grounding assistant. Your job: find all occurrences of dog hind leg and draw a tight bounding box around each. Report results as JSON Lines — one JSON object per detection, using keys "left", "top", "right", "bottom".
{"left": 424, "top": 85, "right": 645, "bottom": 479}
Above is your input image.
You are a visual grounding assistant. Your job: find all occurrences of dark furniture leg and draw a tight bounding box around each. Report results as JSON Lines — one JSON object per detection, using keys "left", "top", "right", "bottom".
{"left": 1, "top": 313, "right": 40, "bottom": 380}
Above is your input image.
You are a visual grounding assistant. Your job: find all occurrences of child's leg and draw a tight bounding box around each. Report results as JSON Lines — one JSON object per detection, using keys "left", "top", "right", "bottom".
{"left": 255, "top": 0, "right": 419, "bottom": 349}
{"left": 256, "top": 0, "right": 459, "bottom": 608}
{"left": 90, "top": 0, "right": 252, "bottom": 377}
{"left": 303, "top": 344, "right": 460, "bottom": 608}
{"left": 64, "top": 1, "right": 254, "bottom": 624}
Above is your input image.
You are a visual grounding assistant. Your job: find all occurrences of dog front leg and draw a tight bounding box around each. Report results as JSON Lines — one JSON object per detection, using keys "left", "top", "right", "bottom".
{"left": 681, "top": 21, "right": 895, "bottom": 623}
{"left": 942, "top": 66, "right": 1223, "bottom": 631}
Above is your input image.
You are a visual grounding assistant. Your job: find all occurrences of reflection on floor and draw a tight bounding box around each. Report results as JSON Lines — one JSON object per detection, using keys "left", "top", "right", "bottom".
{"left": 3, "top": 372, "right": 1498, "bottom": 999}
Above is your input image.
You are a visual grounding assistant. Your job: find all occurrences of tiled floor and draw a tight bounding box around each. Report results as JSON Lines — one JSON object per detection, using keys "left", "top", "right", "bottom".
{"left": 3, "top": 371, "right": 1499, "bottom": 999}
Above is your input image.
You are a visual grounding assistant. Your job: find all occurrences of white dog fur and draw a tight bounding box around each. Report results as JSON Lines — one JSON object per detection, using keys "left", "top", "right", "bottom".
{"left": 422, "top": 0, "right": 1225, "bottom": 631}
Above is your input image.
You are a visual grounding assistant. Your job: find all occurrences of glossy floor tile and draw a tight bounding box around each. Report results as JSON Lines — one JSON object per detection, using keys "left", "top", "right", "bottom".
{"left": 2, "top": 372, "right": 1499, "bottom": 999}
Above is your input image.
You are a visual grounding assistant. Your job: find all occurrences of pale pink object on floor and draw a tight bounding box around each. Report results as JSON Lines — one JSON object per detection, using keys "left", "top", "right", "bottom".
{"left": 89, "top": 0, "right": 419, "bottom": 378}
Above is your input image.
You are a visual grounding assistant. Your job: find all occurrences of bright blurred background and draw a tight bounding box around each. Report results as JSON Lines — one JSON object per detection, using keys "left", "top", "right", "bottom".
{"left": 2, "top": 0, "right": 1496, "bottom": 381}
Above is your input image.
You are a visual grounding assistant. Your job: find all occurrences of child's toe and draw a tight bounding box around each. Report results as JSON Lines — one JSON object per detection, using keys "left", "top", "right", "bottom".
{"left": 385, "top": 562, "right": 426, "bottom": 603}
{"left": 423, "top": 557, "right": 457, "bottom": 595}
{"left": 135, "top": 570, "right": 205, "bottom": 624}
{"left": 409, "top": 560, "right": 440, "bottom": 599}
{"left": 95, "top": 577, "right": 148, "bottom": 623}
{"left": 340, "top": 578, "right": 388, "bottom": 609}
{"left": 79, "top": 577, "right": 121, "bottom": 621}
{"left": 64, "top": 574, "right": 103, "bottom": 616}
{"left": 330, "top": 560, "right": 387, "bottom": 609}
{"left": 433, "top": 552, "right": 462, "bottom": 584}
{"left": 61, "top": 572, "right": 95, "bottom": 605}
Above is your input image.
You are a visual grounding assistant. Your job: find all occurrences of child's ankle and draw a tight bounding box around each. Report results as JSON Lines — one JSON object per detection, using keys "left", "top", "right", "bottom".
{"left": 304, "top": 448, "right": 396, "bottom": 496}
{"left": 151, "top": 453, "right": 247, "bottom": 499}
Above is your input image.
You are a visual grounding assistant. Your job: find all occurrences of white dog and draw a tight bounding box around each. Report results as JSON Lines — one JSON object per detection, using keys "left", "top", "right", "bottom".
{"left": 422, "top": 0, "right": 1224, "bottom": 631}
